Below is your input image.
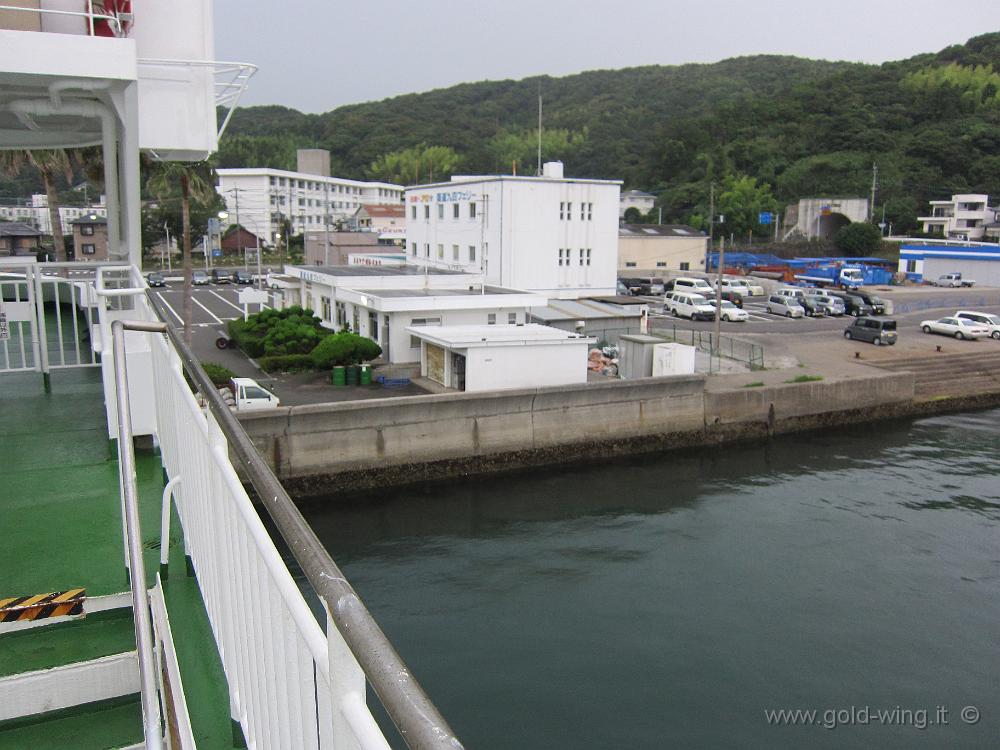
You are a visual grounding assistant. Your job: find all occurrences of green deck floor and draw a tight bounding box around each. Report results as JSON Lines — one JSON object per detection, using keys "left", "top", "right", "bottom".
{"left": 0, "top": 369, "right": 236, "bottom": 748}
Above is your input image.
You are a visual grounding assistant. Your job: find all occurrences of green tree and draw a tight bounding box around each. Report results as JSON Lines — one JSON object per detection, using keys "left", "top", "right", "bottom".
{"left": 0, "top": 150, "right": 73, "bottom": 260}
{"left": 715, "top": 174, "right": 778, "bottom": 240}
{"left": 834, "top": 222, "right": 883, "bottom": 255}
{"left": 485, "top": 128, "right": 587, "bottom": 173}
{"left": 368, "top": 144, "right": 462, "bottom": 184}
{"left": 145, "top": 161, "right": 218, "bottom": 344}
{"left": 310, "top": 332, "right": 382, "bottom": 368}
{"left": 623, "top": 207, "right": 643, "bottom": 223}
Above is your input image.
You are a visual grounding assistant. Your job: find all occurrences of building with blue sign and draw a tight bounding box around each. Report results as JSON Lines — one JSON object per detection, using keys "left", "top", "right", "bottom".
{"left": 898, "top": 242, "right": 1000, "bottom": 284}
{"left": 405, "top": 162, "right": 622, "bottom": 298}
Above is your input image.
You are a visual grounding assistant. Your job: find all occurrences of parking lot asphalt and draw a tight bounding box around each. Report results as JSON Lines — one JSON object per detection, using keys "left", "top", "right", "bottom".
{"left": 155, "top": 280, "right": 430, "bottom": 406}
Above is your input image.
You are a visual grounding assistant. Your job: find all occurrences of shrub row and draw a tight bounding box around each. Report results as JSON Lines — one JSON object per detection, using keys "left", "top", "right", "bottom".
{"left": 257, "top": 354, "right": 315, "bottom": 373}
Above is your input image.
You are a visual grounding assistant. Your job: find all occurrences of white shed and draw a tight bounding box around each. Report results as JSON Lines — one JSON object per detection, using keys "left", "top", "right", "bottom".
{"left": 407, "top": 324, "right": 595, "bottom": 392}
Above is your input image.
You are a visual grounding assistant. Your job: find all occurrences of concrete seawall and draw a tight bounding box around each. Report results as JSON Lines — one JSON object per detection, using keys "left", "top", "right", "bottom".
{"left": 238, "top": 369, "right": 922, "bottom": 497}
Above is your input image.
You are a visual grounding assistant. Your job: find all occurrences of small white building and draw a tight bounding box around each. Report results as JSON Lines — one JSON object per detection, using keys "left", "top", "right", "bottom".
{"left": 407, "top": 323, "right": 594, "bottom": 392}
{"left": 619, "top": 189, "right": 656, "bottom": 218}
{"left": 282, "top": 264, "right": 547, "bottom": 364}
{"left": 404, "top": 162, "right": 621, "bottom": 299}
{"left": 919, "top": 194, "right": 998, "bottom": 241}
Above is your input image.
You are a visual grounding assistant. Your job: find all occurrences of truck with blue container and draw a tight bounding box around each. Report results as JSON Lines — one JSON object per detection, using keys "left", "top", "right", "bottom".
{"left": 794, "top": 266, "right": 864, "bottom": 290}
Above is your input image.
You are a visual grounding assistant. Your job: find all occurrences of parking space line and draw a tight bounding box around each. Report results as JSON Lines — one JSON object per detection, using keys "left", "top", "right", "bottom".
{"left": 192, "top": 296, "right": 223, "bottom": 325}
{"left": 156, "top": 291, "right": 183, "bottom": 325}
{"left": 208, "top": 289, "right": 244, "bottom": 313}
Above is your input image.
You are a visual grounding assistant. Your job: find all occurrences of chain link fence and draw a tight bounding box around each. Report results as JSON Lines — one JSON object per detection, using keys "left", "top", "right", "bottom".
{"left": 648, "top": 324, "right": 765, "bottom": 373}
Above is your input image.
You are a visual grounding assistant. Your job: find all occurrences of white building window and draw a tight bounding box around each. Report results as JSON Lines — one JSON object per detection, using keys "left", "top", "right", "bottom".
{"left": 625, "top": 261, "right": 637, "bottom": 268}
{"left": 656, "top": 261, "right": 666, "bottom": 268}
{"left": 437, "top": 203, "right": 444, "bottom": 219}
{"left": 508, "top": 312, "right": 516, "bottom": 324}
{"left": 679, "top": 262, "right": 690, "bottom": 271}
{"left": 579, "top": 249, "right": 585, "bottom": 266}
{"left": 453, "top": 203, "right": 460, "bottom": 219}
{"left": 566, "top": 202, "right": 572, "bottom": 220}
{"left": 437, "top": 244, "right": 444, "bottom": 259}
{"left": 469, "top": 245, "right": 476, "bottom": 262}
{"left": 452, "top": 244, "right": 459, "bottom": 260}
{"left": 424, "top": 205, "right": 430, "bottom": 220}
{"left": 487, "top": 313, "right": 496, "bottom": 325}
{"left": 586, "top": 248, "right": 592, "bottom": 266}
{"left": 580, "top": 203, "right": 586, "bottom": 220}
{"left": 558, "top": 248, "right": 565, "bottom": 267}
{"left": 587, "top": 202, "right": 593, "bottom": 220}
{"left": 559, "top": 202, "right": 565, "bottom": 220}
{"left": 469, "top": 202, "right": 477, "bottom": 219}
{"left": 410, "top": 242, "right": 417, "bottom": 256}
{"left": 424, "top": 243, "right": 430, "bottom": 257}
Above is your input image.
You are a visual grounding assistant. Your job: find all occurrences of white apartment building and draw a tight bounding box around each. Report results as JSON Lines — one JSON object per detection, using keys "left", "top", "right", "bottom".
{"left": 920, "top": 194, "right": 998, "bottom": 241}
{"left": 404, "top": 162, "right": 621, "bottom": 299}
{"left": 0, "top": 194, "right": 106, "bottom": 234}
{"left": 216, "top": 169, "right": 403, "bottom": 245}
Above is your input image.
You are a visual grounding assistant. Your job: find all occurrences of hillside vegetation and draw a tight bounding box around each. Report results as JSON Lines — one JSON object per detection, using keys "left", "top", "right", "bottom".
{"left": 217, "top": 32, "right": 1000, "bottom": 235}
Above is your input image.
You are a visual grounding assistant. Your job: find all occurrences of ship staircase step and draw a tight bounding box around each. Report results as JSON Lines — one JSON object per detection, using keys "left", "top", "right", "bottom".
{"left": 0, "top": 607, "right": 144, "bottom": 749}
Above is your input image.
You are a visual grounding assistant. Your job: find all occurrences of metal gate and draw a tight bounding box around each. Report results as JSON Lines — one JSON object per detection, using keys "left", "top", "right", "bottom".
{"left": 0, "top": 259, "right": 100, "bottom": 375}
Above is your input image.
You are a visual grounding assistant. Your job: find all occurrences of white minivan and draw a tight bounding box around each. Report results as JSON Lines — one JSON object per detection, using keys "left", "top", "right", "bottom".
{"left": 672, "top": 277, "right": 714, "bottom": 295}
{"left": 666, "top": 291, "right": 717, "bottom": 321}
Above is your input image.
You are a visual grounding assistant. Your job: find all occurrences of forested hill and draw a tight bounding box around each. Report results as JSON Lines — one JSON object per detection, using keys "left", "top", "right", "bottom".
{"left": 219, "top": 32, "right": 1000, "bottom": 231}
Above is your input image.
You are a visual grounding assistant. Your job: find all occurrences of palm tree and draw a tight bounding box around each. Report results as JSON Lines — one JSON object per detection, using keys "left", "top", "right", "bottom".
{"left": 146, "top": 161, "right": 217, "bottom": 344}
{"left": 0, "top": 149, "right": 74, "bottom": 260}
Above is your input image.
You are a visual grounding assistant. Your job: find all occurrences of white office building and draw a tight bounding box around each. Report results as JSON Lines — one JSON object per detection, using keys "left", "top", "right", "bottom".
{"left": 919, "top": 194, "right": 998, "bottom": 241}
{"left": 619, "top": 189, "right": 656, "bottom": 218}
{"left": 217, "top": 167, "right": 403, "bottom": 245}
{"left": 404, "top": 162, "right": 621, "bottom": 299}
{"left": 281, "top": 264, "right": 547, "bottom": 365}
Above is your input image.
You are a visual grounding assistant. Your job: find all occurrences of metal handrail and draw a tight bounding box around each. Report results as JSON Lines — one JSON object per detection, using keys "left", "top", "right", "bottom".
{"left": 146, "top": 291, "right": 464, "bottom": 750}
{"left": 111, "top": 318, "right": 167, "bottom": 750}
{"left": 0, "top": 4, "right": 122, "bottom": 34}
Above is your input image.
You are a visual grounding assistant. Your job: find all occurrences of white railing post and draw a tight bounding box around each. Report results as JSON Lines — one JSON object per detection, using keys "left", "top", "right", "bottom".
{"left": 325, "top": 602, "right": 366, "bottom": 750}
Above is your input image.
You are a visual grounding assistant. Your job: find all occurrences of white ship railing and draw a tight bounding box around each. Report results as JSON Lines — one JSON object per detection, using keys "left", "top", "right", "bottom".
{"left": 116, "top": 281, "right": 463, "bottom": 749}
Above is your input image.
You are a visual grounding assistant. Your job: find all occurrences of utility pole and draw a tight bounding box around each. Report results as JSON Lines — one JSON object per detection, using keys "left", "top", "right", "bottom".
{"left": 323, "top": 180, "right": 331, "bottom": 266}
{"left": 869, "top": 163, "right": 878, "bottom": 222}
{"left": 706, "top": 181, "right": 715, "bottom": 273}
{"left": 536, "top": 89, "right": 543, "bottom": 176}
{"left": 228, "top": 187, "right": 244, "bottom": 270}
{"left": 713, "top": 235, "right": 725, "bottom": 359}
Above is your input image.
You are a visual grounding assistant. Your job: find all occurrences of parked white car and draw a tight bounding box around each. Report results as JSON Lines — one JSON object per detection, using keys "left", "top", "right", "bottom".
{"left": 714, "top": 278, "right": 753, "bottom": 298}
{"left": 715, "top": 299, "right": 748, "bottom": 322}
{"left": 672, "top": 277, "right": 715, "bottom": 295}
{"left": 920, "top": 317, "right": 990, "bottom": 340}
{"left": 666, "top": 291, "right": 717, "bottom": 321}
{"left": 955, "top": 310, "right": 1000, "bottom": 340}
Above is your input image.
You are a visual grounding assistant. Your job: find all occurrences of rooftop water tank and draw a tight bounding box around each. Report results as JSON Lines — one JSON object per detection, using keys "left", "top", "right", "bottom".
{"left": 542, "top": 161, "right": 564, "bottom": 179}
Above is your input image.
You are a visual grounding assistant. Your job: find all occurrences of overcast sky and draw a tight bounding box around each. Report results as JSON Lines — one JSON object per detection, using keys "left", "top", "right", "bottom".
{"left": 214, "top": 0, "right": 998, "bottom": 114}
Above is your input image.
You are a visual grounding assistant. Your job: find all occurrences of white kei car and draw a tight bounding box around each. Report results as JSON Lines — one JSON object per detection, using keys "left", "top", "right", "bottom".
{"left": 920, "top": 317, "right": 990, "bottom": 340}
{"left": 715, "top": 299, "right": 749, "bottom": 322}
{"left": 955, "top": 310, "right": 1000, "bottom": 340}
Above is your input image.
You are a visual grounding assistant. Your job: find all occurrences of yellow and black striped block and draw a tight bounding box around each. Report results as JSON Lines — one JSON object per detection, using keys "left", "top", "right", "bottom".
{"left": 0, "top": 588, "right": 86, "bottom": 622}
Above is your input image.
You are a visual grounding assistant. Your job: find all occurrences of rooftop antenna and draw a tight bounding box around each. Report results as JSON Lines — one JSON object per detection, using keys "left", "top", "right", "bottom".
{"left": 536, "top": 85, "right": 542, "bottom": 176}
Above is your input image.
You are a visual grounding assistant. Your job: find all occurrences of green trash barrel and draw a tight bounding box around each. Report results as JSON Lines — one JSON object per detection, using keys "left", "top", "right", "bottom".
{"left": 360, "top": 365, "right": 372, "bottom": 386}
{"left": 332, "top": 366, "right": 346, "bottom": 386}
{"left": 345, "top": 365, "right": 360, "bottom": 385}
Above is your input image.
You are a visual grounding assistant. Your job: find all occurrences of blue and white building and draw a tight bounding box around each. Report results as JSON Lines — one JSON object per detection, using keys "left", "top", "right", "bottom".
{"left": 899, "top": 243, "right": 1000, "bottom": 285}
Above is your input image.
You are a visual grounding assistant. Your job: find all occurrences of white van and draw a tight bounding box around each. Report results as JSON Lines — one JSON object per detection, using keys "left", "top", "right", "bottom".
{"left": 775, "top": 287, "right": 808, "bottom": 301}
{"left": 230, "top": 377, "right": 281, "bottom": 411}
{"left": 714, "top": 277, "right": 753, "bottom": 297}
{"left": 672, "top": 277, "right": 714, "bottom": 295}
{"left": 666, "top": 291, "right": 717, "bottom": 321}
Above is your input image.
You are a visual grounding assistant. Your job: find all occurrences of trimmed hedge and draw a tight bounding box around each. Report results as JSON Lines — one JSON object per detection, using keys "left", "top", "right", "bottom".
{"left": 310, "top": 332, "right": 382, "bottom": 368}
{"left": 257, "top": 354, "right": 315, "bottom": 373}
{"left": 201, "top": 361, "right": 237, "bottom": 387}
{"left": 228, "top": 306, "right": 332, "bottom": 357}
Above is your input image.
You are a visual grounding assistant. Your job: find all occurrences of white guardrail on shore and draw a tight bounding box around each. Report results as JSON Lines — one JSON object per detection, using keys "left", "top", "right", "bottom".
{"left": 146, "top": 297, "right": 390, "bottom": 749}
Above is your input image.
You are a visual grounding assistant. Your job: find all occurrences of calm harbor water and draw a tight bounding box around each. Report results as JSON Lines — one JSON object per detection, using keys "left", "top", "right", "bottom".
{"left": 296, "top": 410, "right": 1000, "bottom": 749}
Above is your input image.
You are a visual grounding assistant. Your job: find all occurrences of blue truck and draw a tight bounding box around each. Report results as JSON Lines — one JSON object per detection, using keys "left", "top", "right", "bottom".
{"left": 794, "top": 266, "right": 864, "bottom": 290}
